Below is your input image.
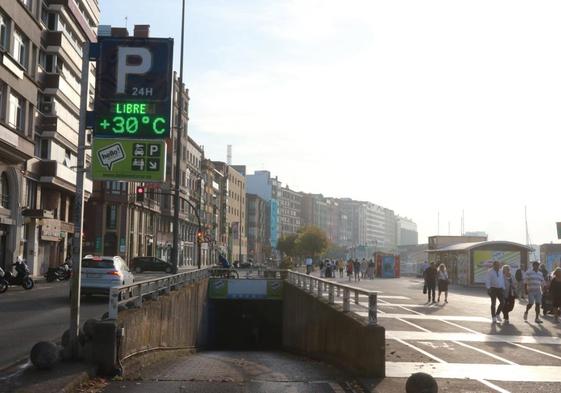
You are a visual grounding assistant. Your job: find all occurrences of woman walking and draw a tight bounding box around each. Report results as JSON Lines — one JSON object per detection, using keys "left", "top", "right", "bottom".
{"left": 550, "top": 267, "right": 561, "bottom": 323}
{"left": 437, "top": 264, "right": 449, "bottom": 303}
{"left": 346, "top": 259, "right": 353, "bottom": 282}
{"left": 502, "top": 265, "right": 516, "bottom": 323}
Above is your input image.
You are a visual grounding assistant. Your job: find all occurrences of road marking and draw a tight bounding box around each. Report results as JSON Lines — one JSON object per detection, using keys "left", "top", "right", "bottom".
{"left": 391, "top": 337, "right": 447, "bottom": 363}
{"left": 452, "top": 340, "right": 517, "bottom": 365}
{"left": 386, "top": 331, "right": 561, "bottom": 345}
{"left": 356, "top": 312, "right": 491, "bottom": 322}
{"left": 386, "top": 362, "right": 561, "bottom": 382}
{"left": 394, "top": 318, "right": 431, "bottom": 332}
{"left": 477, "top": 379, "right": 511, "bottom": 393}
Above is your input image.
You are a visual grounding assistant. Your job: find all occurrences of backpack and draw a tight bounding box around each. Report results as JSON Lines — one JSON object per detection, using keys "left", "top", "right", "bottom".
{"left": 515, "top": 269, "right": 522, "bottom": 281}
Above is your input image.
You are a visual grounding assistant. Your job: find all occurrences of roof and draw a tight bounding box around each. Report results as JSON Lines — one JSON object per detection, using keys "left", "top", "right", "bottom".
{"left": 428, "top": 241, "right": 532, "bottom": 253}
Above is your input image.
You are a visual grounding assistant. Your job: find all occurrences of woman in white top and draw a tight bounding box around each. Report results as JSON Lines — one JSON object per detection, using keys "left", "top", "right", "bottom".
{"left": 437, "top": 264, "right": 449, "bottom": 303}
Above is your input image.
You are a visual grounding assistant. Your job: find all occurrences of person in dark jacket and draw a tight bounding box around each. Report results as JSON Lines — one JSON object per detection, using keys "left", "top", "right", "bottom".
{"left": 423, "top": 262, "right": 437, "bottom": 303}
{"left": 550, "top": 267, "right": 561, "bottom": 323}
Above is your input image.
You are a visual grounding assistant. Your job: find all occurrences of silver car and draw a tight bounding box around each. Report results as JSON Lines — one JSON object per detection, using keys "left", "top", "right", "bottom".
{"left": 80, "top": 255, "right": 134, "bottom": 296}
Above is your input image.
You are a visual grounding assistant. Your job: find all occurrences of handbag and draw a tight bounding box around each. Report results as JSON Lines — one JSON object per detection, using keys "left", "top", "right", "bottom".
{"left": 423, "top": 284, "right": 427, "bottom": 294}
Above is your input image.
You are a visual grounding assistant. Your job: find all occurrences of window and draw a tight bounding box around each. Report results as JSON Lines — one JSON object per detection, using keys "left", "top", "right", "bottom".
{"left": 0, "top": 12, "right": 9, "bottom": 50}
{"left": 8, "top": 92, "right": 25, "bottom": 131}
{"left": 40, "top": 138, "right": 49, "bottom": 159}
{"left": 12, "top": 30, "right": 28, "bottom": 68}
{"left": 0, "top": 173, "right": 9, "bottom": 208}
{"left": 20, "top": 0, "right": 33, "bottom": 11}
{"left": 26, "top": 179, "right": 37, "bottom": 209}
{"left": 106, "top": 205, "right": 117, "bottom": 230}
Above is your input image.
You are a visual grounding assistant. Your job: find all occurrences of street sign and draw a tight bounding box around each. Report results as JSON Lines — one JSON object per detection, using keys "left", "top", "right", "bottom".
{"left": 93, "top": 37, "right": 174, "bottom": 139}
{"left": 92, "top": 139, "right": 166, "bottom": 182}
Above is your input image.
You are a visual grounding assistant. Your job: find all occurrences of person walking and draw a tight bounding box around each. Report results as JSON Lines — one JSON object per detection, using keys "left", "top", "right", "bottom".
{"left": 305, "top": 256, "right": 313, "bottom": 275}
{"left": 368, "top": 259, "right": 375, "bottom": 279}
{"left": 346, "top": 259, "right": 354, "bottom": 281}
{"left": 360, "top": 258, "right": 367, "bottom": 279}
{"left": 485, "top": 260, "right": 505, "bottom": 323}
{"left": 524, "top": 261, "right": 545, "bottom": 323}
{"left": 549, "top": 267, "right": 561, "bottom": 323}
{"left": 423, "top": 262, "right": 437, "bottom": 303}
{"left": 515, "top": 266, "right": 525, "bottom": 300}
{"left": 337, "top": 259, "right": 344, "bottom": 278}
{"left": 353, "top": 259, "right": 361, "bottom": 282}
{"left": 437, "top": 264, "right": 449, "bottom": 303}
{"left": 502, "top": 265, "right": 516, "bottom": 323}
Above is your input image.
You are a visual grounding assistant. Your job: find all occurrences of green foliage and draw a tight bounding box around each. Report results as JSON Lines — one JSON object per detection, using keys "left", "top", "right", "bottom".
{"left": 295, "top": 226, "right": 329, "bottom": 259}
{"left": 277, "top": 234, "right": 298, "bottom": 258}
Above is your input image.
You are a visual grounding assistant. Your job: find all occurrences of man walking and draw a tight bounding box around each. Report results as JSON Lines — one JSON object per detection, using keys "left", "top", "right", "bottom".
{"left": 515, "top": 266, "right": 525, "bottom": 300}
{"left": 423, "top": 262, "right": 437, "bottom": 303}
{"left": 524, "top": 261, "right": 545, "bottom": 323}
{"left": 305, "top": 256, "right": 313, "bottom": 275}
{"left": 485, "top": 261, "right": 505, "bottom": 323}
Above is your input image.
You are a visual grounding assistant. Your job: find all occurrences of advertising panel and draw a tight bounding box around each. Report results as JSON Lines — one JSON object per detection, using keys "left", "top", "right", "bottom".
{"left": 382, "top": 255, "right": 396, "bottom": 278}
{"left": 545, "top": 253, "right": 561, "bottom": 273}
{"left": 472, "top": 250, "right": 520, "bottom": 284}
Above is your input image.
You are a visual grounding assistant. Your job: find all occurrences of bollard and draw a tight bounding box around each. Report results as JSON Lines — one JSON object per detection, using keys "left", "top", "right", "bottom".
{"left": 368, "top": 293, "right": 378, "bottom": 325}
{"left": 343, "top": 288, "right": 350, "bottom": 312}
{"left": 30, "top": 341, "right": 58, "bottom": 370}
{"left": 405, "top": 372, "right": 438, "bottom": 393}
{"left": 328, "top": 284, "right": 335, "bottom": 304}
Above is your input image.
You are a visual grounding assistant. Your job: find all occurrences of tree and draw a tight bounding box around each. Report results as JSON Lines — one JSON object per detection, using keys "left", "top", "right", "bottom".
{"left": 295, "top": 226, "right": 329, "bottom": 259}
{"left": 277, "top": 234, "right": 298, "bottom": 258}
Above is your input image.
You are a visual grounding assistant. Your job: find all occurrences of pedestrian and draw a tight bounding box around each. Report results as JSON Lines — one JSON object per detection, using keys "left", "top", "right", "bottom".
{"left": 549, "top": 267, "right": 561, "bottom": 323}
{"left": 420, "top": 260, "right": 430, "bottom": 277}
{"left": 502, "top": 265, "right": 516, "bottom": 323}
{"left": 437, "top": 264, "right": 449, "bottom": 303}
{"left": 515, "top": 266, "right": 525, "bottom": 300}
{"left": 353, "top": 259, "right": 361, "bottom": 282}
{"left": 305, "top": 256, "right": 313, "bottom": 275}
{"left": 368, "top": 259, "right": 375, "bottom": 279}
{"left": 337, "top": 259, "right": 344, "bottom": 278}
{"left": 539, "top": 263, "right": 549, "bottom": 282}
{"left": 423, "top": 262, "right": 437, "bottom": 303}
{"left": 360, "top": 258, "right": 367, "bottom": 279}
{"left": 485, "top": 260, "right": 505, "bottom": 323}
{"left": 346, "top": 259, "right": 353, "bottom": 281}
{"left": 524, "top": 261, "right": 545, "bottom": 323}
{"left": 319, "top": 259, "right": 325, "bottom": 278}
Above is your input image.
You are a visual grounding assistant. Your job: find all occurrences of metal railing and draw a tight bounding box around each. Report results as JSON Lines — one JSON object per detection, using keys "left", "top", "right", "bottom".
{"left": 286, "top": 271, "right": 378, "bottom": 326}
{"left": 108, "top": 267, "right": 212, "bottom": 319}
{"left": 209, "top": 267, "right": 287, "bottom": 279}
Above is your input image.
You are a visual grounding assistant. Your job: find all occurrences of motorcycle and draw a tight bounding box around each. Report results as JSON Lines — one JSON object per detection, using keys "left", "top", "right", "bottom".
{"left": 0, "top": 267, "right": 7, "bottom": 293}
{"left": 0, "top": 263, "right": 34, "bottom": 291}
{"left": 44, "top": 263, "right": 72, "bottom": 282}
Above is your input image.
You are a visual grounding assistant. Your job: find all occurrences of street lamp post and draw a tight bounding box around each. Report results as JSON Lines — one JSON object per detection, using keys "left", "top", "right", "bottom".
{"left": 172, "top": 0, "right": 187, "bottom": 274}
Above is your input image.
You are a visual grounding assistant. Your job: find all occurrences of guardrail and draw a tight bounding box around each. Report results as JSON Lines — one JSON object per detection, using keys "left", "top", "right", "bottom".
{"left": 108, "top": 267, "right": 212, "bottom": 319}
{"left": 286, "top": 271, "right": 378, "bottom": 326}
{"left": 209, "top": 267, "right": 287, "bottom": 279}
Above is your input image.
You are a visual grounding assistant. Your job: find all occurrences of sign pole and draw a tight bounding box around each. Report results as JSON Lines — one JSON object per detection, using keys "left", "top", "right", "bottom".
{"left": 69, "top": 42, "right": 90, "bottom": 356}
{"left": 172, "top": 0, "right": 186, "bottom": 273}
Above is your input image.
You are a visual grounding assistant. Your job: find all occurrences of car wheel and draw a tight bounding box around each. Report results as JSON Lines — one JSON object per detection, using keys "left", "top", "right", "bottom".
{"left": 135, "top": 266, "right": 143, "bottom": 274}
{"left": 165, "top": 266, "right": 172, "bottom": 273}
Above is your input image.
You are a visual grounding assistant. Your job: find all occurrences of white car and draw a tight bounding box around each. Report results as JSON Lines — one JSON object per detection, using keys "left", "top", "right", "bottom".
{"left": 80, "top": 255, "right": 134, "bottom": 296}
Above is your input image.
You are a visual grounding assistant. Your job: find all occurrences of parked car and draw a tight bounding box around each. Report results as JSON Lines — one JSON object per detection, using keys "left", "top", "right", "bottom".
{"left": 131, "top": 256, "right": 173, "bottom": 274}
{"left": 79, "top": 255, "right": 135, "bottom": 296}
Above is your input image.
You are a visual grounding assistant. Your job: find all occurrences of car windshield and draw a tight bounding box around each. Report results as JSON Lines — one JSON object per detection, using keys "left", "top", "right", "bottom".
{"left": 82, "top": 258, "right": 114, "bottom": 269}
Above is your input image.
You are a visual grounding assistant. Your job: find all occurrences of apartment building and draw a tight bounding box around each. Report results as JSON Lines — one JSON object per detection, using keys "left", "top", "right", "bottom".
{"left": 278, "top": 185, "right": 302, "bottom": 237}
{"left": 246, "top": 170, "right": 281, "bottom": 248}
{"left": 0, "top": 0, "right": 98, "bottom": 274}
{"left": 246, "top": 193, "right": 268, "bottom": 263}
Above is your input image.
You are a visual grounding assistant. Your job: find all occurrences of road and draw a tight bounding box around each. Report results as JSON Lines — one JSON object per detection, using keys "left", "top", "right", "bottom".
{"left": 329, "top": 274, "right": 561, "bottom": 392}
{"left": 0, "top": 271, "right": 167, "bottom": 371}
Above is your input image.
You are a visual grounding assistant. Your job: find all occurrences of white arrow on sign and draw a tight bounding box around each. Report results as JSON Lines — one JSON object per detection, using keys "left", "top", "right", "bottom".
{"left": 149, "top": 161, "right": 158, "bottom": 170}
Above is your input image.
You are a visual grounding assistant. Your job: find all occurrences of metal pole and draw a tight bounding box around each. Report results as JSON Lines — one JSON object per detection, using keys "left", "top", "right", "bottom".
{"left": 69, "top": 42, "right": 90, "bottom": 356}
{"left": 239, "top": 185, "right": 242, "bottom": 264}
{"left": 172, "top": 0, "right": 187, "bottom": 274}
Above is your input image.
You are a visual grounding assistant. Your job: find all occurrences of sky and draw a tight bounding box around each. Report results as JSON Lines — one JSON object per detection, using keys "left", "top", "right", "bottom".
{"left": 99, "top": 0, "right": 561, "bottom": 246}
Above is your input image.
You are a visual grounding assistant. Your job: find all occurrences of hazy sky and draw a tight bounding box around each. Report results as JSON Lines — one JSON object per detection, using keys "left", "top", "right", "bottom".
{"left": 99, "top": 0, "right": 561, "bottom": 246}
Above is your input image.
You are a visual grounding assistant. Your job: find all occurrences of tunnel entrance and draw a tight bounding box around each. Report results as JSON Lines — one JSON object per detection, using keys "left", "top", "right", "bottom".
{"left": 207, "top": 299, "right": 283, "bottom": 350}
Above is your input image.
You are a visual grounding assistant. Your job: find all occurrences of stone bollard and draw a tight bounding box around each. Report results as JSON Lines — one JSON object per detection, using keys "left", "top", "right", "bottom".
{"left": 405, "top": 372, "right": 438, "bottom": 393}
{"left": 30, "top": 341, "right": 59, "bottom": 370}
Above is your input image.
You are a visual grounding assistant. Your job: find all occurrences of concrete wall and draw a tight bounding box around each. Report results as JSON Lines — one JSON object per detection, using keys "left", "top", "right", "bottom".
{"left": 117, "top": 278, "right": 209, "bottom": 362}
{"left": 282, "top": 283, "right": 385, "bottom": 377}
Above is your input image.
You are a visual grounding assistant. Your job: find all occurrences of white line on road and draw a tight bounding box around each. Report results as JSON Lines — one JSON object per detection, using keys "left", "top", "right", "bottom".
{"left": 386, "top": 331, "right": 561, "bottom": 345}
{"left": 452, "top": 340, "right": 518, "bottom": 365}
{"left": 391, "top": 337, "right": 447, "bottom": 364}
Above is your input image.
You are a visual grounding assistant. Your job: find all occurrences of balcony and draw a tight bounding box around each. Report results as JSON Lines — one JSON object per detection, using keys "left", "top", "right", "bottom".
{"left": 39, "top": 114, "right": 79, "bottom": 147}
{"left": 41, "top": 73, "right": 80, "bottom": 106}
{"left": 38, "top": 160, "right": 92, "bottom": 194}
{"left": 44, "top": 31, "right": 82, "bottom": 70}
{"left": 0, "top": 123, "right": 34, "bottom": 163}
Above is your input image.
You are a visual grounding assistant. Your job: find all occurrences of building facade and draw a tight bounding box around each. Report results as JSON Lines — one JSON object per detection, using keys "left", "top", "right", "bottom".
{"left": 0, "top": 0, "right": 99, "bottom": 275}
{"left": 246, "top": 193, "right": 268, "bottom": 263}
{"left": 278, "top": 186, "right": 302, "bottom": 237}
{"left": 246, "top": 170, "right": 281, "bottom": 248}
{"left": 396, "top": 216, "right": 418, "bottom": 246}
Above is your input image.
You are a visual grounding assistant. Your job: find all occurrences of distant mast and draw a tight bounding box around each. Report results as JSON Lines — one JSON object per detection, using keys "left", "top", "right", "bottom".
{"left": 227, "top": 144, "right": 232, "bottom": 165}
{"left": 525, "top": 206, "right": 537, "bottom": 261}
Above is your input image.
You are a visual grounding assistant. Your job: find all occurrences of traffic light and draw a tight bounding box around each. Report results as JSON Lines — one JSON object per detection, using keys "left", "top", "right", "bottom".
{"left": 196, "top": 230, "right": 204, "bottom": 243}
{"left": 136, "top": 186, "right": 145, "bottom": 202}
